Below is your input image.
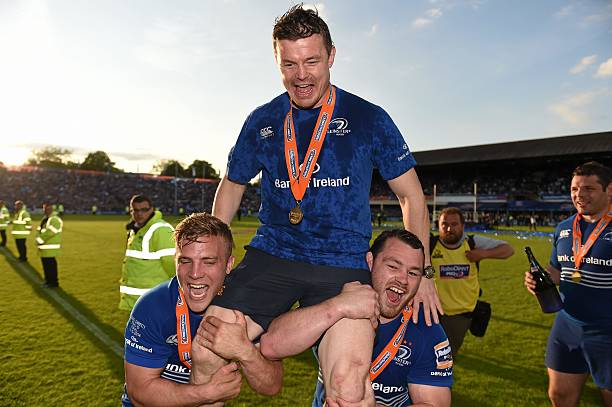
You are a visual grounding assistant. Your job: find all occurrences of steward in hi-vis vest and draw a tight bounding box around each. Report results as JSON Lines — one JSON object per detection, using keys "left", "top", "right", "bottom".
{"left": 433, "top": 207, "right": 514, "bottom": 356}
{"left": 119, "top": 195, "right": 176, "bottom": 310}
{"left": 11, "top": 200, "right": 32, "bottom": 261}
{"left": 37, "top": 203, "right": 63, "bottom": 288}
{"left": 0, "top": 200, "right": 10, "bottom": 247}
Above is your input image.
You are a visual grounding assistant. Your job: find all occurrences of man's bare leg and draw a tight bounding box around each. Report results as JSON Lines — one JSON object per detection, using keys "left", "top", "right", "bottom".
{"left": 190, "top": 305, "right": 264, "bottom": 383}
{"left": 318, "top": 318, "right": 375, "bottom": 406}
{"left": 547, "top": 369, "right": 588, "bottom": 407}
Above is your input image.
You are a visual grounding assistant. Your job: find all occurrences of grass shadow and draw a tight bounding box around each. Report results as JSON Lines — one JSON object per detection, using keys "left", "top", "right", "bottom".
{"left": 0, "top": 246, "right": 124, "bottom": 380}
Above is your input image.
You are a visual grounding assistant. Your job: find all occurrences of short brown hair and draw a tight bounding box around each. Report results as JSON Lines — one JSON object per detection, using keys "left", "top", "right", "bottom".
{"left": 572, "top": 161, "right": 611, "bottom": 190}
{"left": 130, "top": 194, "right": 153, "bottom": 207}
{"left": 273, "top": 4, "right": 333, "bottom": 55}
{"left": 439, "top": 207, "right": 465, "bottom": 224}
{"left": 174, "top": 213, "right": 234, "bottom": 259}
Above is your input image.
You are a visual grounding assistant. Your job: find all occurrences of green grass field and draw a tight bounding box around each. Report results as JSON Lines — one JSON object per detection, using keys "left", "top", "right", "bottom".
{"left": 0, "top": 215, "right": 604, "bottom": 406}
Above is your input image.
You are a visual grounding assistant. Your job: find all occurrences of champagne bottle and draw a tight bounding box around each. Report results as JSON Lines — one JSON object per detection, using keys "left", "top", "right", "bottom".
{"left": 525, "top": 247, "right": 563, "bottom": 313}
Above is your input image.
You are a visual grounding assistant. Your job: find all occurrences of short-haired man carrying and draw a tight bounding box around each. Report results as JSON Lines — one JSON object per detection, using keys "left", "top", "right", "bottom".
{"left": 200, "top": 5, "right": 439, "bottom": 405}
{"left": 433, "top": 207, "right": 514, "bottom": 356}
{"left": 524, "top": 161, "right": 612, "bottom": 407}
{"left": 120, "top": 194, "right": 176, "bottom": 310}
{"left": 123, "top": 213, "right": 281, "bottom": 406}
{"left": 261, "top": 230, "right": 453, "bottom": 407}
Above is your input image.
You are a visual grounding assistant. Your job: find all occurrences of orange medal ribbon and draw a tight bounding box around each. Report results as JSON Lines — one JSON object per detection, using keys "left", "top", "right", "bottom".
{"left": 369, "top": 306, "right": 413, "bottom": 381}
{"left": 283, "top": 86, "right": 336, "bottom": 220}
{"left": 572, "top": 204, "right": 612, "bottom": 271}
{"left": 176, "top": 287, "right": 192, "bottom": 369}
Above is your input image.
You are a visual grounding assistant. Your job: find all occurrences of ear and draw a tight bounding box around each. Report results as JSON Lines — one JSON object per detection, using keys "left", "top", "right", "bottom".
{"left": 225, "top": 255, "right": 235, "bottom": 275}
{"left": 366, "top": 251, "right": 374, "bottom": 272}
{"left": 328, "top": 46, "right": 336, "bottom": 68}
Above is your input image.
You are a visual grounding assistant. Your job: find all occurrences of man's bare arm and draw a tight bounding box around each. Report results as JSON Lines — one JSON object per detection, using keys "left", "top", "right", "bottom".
{"left": 408, "top": 383, "right": 451, "bottom": 407}
{"left": 465, "top": 243, "right": 514, "bottom": 262}
{"left": 260, "top": 282, "right": 378, "bottom": 360}
{"left": 124, "top": 362, "right": 241, "bottom": 407}
{"left": 212, "top": 176, "right": 247, "bottom": 225}
{"left": 387, "top": 168, "right": 441, "bottom": 325}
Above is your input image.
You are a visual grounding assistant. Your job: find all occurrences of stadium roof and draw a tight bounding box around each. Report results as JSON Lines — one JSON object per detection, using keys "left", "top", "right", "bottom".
{"left": 413, "top": 131, "right": 612, "bottom": 166}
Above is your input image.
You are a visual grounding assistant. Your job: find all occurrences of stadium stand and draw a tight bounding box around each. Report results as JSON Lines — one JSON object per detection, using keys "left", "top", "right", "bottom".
{"left": 1, "top": 132, "right": 609, "bottom": 225}
{"left": 0, "top": 166, "right": 261, "bottom": 215}
{"left": 370, "top": 132, "right": 612, "bottom": 226}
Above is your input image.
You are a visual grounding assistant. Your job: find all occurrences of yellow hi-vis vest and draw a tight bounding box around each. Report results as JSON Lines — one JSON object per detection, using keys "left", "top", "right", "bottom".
{"left": 119, "top": 211, "right": 176, "bottom": 310}
{"left": 432, "top": 239, "right": 480, "bottom": 316}
{"left": 11, "top": 208, "right": 32, "bottom": 238}
{"left": 36, "top": 212, "right": 63, "bottom": 258}
{"left": 0, "top": 205, "right": 9, "bottom": 230}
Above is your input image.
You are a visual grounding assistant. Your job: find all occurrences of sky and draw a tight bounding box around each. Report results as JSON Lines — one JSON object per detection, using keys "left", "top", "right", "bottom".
{"left": 1, "top": 0, "right": 611, "bottom": 175}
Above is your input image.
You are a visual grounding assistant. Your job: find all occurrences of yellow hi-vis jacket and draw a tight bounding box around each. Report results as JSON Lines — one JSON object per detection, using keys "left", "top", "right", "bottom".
{"left": 36, "top": 212, "right": 63, "bottom": 258}
{"left": 119, "top": 210, "right": 176, "bottom": 310}
{"left": 11, "top": 207, "right": 32, "bottom": 238}
{"left": 0, "top": 205, "right": 9, "bottom": 230}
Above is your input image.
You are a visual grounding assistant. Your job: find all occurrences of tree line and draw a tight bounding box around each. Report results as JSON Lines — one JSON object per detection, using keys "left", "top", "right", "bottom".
{"left": 25, "top": 146, "right": 220, "bottom": 179}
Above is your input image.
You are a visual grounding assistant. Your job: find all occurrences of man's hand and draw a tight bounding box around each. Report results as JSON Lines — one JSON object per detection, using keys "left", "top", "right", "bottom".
{"left": 411, "top": 278, "right": 443, "bottom": 326}
{"left": 201, "top": 362, "right": 242, "bottom": 403}
{"left": 197, "top": 310, "right": 254, "bottom": 362}
{"left": 332, "top": 281, "right": 379, "bottom": 329}
{"left": 524, "top": 271, "right": 537, "bottom": 295}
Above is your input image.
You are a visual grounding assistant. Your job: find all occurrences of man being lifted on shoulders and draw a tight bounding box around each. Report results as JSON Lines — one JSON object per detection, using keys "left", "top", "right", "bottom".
{"left": 195, "top": 5, "right": 440, "bottom": 405}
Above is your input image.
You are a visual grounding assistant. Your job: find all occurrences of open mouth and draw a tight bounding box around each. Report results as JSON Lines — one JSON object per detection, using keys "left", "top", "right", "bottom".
{"left": 386, "top": 286, "right": 405, "bottom": 305}
{"left": 294, "top": 84, "right": 314, "bottom": 98}
{"left": 188, "top": 283, "right": 209, "bottom": 300}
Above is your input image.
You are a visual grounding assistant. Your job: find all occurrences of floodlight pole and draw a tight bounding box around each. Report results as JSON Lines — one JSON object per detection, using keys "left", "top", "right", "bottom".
{"left": 432, "top": 184, "right": 437, "bottom": 230}
{"left": 174, "top": 162, "right": 178, "bottom": 215}
{"left": 473, "top": 182, "right": 478, "bottom": 223}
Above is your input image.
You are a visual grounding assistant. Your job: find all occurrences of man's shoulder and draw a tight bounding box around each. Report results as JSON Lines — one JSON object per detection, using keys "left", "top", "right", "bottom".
{"left": 554, "top": 215, "right": 575, "bottom": 236}
{"left": 133, "top": 278, "right": 177, "bottom": 316}
{"left": 335, "top": 86, "right": 386, "bottom": 114}
{"left": 250, "top": 92, "right": 290, "bottom": 117}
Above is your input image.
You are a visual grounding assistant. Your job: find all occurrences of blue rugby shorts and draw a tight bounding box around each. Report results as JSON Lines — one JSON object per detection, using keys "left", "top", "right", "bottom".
{"left": 545, "top": 311, "right": 612, "bottom": 390}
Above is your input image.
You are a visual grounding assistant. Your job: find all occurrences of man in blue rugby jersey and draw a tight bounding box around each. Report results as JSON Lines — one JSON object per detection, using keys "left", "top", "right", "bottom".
{"left": 194, "top": 5, "right": 440, "bottom": 405}
{"left": 525, "top": 161, "right": 612, "bottom": 407}
{"left": 262, "top": 229, "right": 453, "bottom": 407}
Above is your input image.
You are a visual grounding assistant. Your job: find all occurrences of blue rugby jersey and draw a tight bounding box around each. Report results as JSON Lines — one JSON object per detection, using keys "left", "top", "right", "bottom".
{"left": 312, "top": 308, "right": 453, "bottom": 406}
{"left": 550, "top": 214, "right": 612, "bottom": 326}
{"left": 227, "top": 86, "right": 416, "bottom": 269}
{"left": 122, "top": 277, "right": 202, "bottom": 406}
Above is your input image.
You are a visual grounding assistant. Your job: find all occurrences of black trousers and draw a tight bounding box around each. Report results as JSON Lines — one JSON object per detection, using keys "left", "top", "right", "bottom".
{"left": 15, "top": 238, "right": 27, "bottom": 260}
{"left": 0, "top": 230, "right": 6, "bottom": 247}
{"left": 41, "top": 257, "right": 58, "bottom": 286}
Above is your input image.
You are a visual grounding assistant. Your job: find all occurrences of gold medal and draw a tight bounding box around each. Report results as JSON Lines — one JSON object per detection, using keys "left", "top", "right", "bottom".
{"left": 571, "top": 270, "right": 581, "bottom": 283}
{"left": 289, "top": 205, "right": 303, "bottom": 225}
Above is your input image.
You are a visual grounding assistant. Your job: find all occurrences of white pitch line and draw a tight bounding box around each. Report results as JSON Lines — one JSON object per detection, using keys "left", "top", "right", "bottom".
{"left": 2, "top": 248, "right": 124, "bottom": 358}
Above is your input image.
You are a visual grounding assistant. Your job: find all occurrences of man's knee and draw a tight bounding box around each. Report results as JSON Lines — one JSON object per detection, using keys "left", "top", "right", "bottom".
{"left": 548, "top": 386, "right": 581, "bottom": 407}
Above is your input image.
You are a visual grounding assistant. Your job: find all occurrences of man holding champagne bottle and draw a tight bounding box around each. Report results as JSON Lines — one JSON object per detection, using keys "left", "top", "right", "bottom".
{"left": 524, "top": 161, "right": 612, "bottom": 407}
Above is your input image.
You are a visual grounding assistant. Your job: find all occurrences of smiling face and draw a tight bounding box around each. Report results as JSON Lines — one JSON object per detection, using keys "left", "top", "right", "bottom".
{"left": 571, "top": 175, "right": 611, "bottom": 222}
{"left": 176, "top": 235, "right": 235, "bottom": 314}
{"left": 367, "top": 238, "right": 424, "bottom": 322}
{"left": 275, "top": 34, "right": 335, "bottom": 109}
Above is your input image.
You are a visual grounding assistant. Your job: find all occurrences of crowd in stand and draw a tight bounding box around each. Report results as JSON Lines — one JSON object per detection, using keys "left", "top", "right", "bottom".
{"left": 370, "top": 171, "right": 570, "bottom": 199}
{"left": 0, "top": 167, "right": 260, "bottom": 215}
{"left": 1, "top": 166, "right": 573, "bottom": 225}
